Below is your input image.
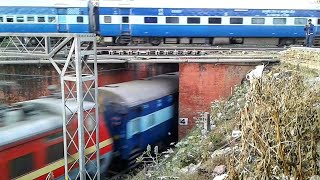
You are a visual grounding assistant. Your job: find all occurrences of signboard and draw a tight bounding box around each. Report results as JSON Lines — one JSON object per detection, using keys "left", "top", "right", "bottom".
{"left": 179, "top": 118, "right": 188, "bottom": 126}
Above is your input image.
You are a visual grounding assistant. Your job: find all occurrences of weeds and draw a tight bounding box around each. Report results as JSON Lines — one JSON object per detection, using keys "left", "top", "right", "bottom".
{"left": 229, "top": 65, "right": 320, "bottom": 179}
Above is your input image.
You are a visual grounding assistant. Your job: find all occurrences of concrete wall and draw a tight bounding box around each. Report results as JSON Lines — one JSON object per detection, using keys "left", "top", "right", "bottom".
{"left": 178, "top": 63, "right": 255, "bottom": 139}
{"left": 0, "top": 63, "right": 178, "bottom": 104}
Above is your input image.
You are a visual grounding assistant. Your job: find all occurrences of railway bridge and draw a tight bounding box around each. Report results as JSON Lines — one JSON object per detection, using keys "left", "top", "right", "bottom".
{"left": 0, "top": 34, "right": 280, "bottom": 140}
{"left": 0, "top": 33, "right": 279, "bottom": 179}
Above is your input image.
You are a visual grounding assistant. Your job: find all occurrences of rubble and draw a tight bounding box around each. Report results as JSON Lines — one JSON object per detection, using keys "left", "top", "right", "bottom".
{"left": 213, "top": 174, "right": 228, "bottom": 180}
{"left": 310, "top": 175, "right": 320, "bottom": 180}
{"left": 211, "top": 147, "right": 232, "bottom": 159}
{"left": 231, "top": 130, "right": 241, "bottom": 138}
{"left": 179, "top": 162, "right": 202, "bottom": 175}
{"left": 213, "top": 165, "right": 227, "bottom": 175}
{"left": 246, "top": 64, "right": 265, "bottom": 81}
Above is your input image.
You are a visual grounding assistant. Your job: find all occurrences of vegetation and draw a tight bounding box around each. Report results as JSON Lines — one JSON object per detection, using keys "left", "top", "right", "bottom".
{"left": 229, "top": 64, "right": 320, "bottom": 179}
{"left": 127, "top": 64, "right": 320, "bottom": 180}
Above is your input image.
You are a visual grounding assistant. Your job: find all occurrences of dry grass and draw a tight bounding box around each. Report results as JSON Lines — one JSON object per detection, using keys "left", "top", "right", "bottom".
{"left": 228, "top": 65, "right": 320, "bottom": 179}
{"left": 280, "top": 48, "right": 320, "bottom": 71}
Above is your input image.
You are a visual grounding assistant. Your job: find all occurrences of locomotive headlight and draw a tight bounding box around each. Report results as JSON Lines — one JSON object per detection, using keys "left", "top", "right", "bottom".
{"left": 85, "top": 113, "right": 96, "bottom": 132}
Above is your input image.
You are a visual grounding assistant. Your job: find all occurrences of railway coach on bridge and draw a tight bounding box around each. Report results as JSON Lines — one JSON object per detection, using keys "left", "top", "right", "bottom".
{"left": 98, "top": 0, "right": 320, "bottom": 46}
{"left": 0, "top": 0, "right": 92, "bottom": 34}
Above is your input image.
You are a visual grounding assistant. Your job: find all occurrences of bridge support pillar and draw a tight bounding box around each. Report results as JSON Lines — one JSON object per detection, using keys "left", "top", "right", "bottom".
{"left": 178, "top": 63, "right": 255, "bottom": 140}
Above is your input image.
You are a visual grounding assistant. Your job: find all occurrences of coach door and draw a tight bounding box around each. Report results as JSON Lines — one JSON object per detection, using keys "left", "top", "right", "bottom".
{"left": 57, "top": 8, "right": 68, "bottom": 32}
{"left": 119, "top": 8, "right": 131, "bottom": 34}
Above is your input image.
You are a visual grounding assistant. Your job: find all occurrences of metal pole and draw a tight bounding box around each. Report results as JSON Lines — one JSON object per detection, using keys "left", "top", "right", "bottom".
{"left": 0, "top": 33, "right": 101, "bottom": 180}
{"left": 205, "top": 112, "right": 211, "bottom": 132}
{"left": 75, "top": 36, "right": 86, "bottom": 180}
{"left": 61, "top": 70, "right": 70, "bottom": 180}
{"left": 94, "top": 36, "right": 101, "bottom": 180}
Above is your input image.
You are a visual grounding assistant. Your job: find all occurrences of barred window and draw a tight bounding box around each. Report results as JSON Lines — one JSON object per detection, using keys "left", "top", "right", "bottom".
{"left": 77, "top": 16, "right": 84, "bottom": 23}
{"left": 7, "top": 17, "right": 14, "bottom": 23}
{"left": 122, "top": 16, "right": 129, "bottom": 23}
{"left": 27, "top": 16, "right": 35, "bottom": 22}
{"left": 104, "top": 16, "right": 111, "bottom": 23}
{"left": 48, "top": 16, "right": 56, "bottom": 23}
{"left": 209, "top": 17, "right": 222, "bottom": 24}
{"left": 38, "top": 16, "right": 45, "bottom": 22}
{"left": 230, "top": 18, "right": 243, "bottom": 24}
{"left": 273, "top": 18, "right": 287, "bottom": 25}
{"left": 166, "top": 17, "right": 179, "bottom": 24}
{"left": 144, "top": 17, "right": 158, "bottom": 23}
{"left": 251, "top": 18, "right": 265, "bottom": 24}
{"left": 187, "top": 17, "right": 200, "bottom": 24}
{"left": 294, "top": 18, "right": 307, "bottom": 25}
{"left": 17, "top": 16, "right": 24, "bottom": 22}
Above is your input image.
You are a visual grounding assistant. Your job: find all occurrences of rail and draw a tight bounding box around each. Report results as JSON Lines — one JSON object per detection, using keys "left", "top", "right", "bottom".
{"left": 96, "top": 46, "right": 285, "bottom": 56}
{"left": 0, "top": 55, "right": 279, "bottom": 64}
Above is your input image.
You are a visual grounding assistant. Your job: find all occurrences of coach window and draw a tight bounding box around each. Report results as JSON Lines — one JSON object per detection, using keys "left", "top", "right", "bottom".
{"left": 251, "top": 18, "right": 265, "bottom": 24}
{"left": 38, "top": 16, "right": 45, "bottom": 23}
{"left": 148, "top": 114, "right": 156, "bottom": 127}
{"left": 130, "top": 118, "right": 140, "bottom": 136}
{"left": 187, "top": 17, "right": 200, "bottom": 24}
{"left": 47, "top": 142, "right": 64, "bottom": 163}
{"left": 6, "top": 16, "right": 14, "bottom": 23}
{"left": 208, "top": 17, "right": 222, "bottom": 24}
{"left": 273, "top": 18, "right": 286, "bottom": 25}
{"left": 27, "top": 16, "right": 35, "bottom": 22}
{"left": 230, "top": 18, "right": 243, "bottom": 24}
{"left": 294, "top": 18, "right": 307, "bottom": 25}
{"left": 166, "top": 17, "right": 179, "bottom": 24}
{"left": 0, "top": 17, "right": 3, "bottom": 22}
{"left": 122, "top": 16, "right": 129, "bottom": 23}
{"left": 9, "top": 153, "right": 34, "bottom": 179}
{"left": 17, "top": 16, "right": 24, "bottom": 22}
{"left": 77, "top": 16, "right": 84, "bottom": 23}
{"left": 104, "top": 16, "right": 111, "bottom": 23}
{"left": 144, "top": 17, "right": 158, "bottom": 23}
{"left": 48, "top": 16, "right": 56, "bottom": 23}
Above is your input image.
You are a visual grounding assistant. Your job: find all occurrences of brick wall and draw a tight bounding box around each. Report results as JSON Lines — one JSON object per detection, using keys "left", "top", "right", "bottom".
{"left": 178, "top": 63, "right": 254, "bottom": 139}
{"left": 0, "top": 63, "right": 178, "bottom": 104}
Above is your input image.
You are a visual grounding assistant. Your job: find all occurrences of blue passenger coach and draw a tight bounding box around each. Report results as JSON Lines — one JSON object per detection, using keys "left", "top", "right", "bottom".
{"left": 97, "top": 73, "right": 179, "bottom": 168}
{"left": 1, "top": 0, "right": 320, "bottom": 46}
{"left": 0, "top": 0, "right": 90, "bottom": 33}
{"left": 98, "top": 0, "right": 320, "bottom": 45}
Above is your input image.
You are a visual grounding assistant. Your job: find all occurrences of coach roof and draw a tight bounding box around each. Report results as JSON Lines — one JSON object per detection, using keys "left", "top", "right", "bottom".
{"left": 0, "top": 0, "right": 88, "bottom": 8}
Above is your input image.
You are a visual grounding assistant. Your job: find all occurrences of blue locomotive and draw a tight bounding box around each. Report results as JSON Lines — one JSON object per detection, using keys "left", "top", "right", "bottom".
{"left": 1, "top": 0, "right": 319, "bottom": 45}
{"left": 90, "top": 72, "right": 179, "bottom": 169}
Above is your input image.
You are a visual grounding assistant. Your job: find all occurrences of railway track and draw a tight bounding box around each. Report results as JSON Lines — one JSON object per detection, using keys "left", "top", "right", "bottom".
{"left": 97, "top": 46, "right": 286, "bottom": 56}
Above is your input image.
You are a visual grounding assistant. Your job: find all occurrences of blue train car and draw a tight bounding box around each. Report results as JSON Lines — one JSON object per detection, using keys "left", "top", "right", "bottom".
{"left": 97, "top": 72, "right": 179, "bottom": 168}
{"left": 2, "top": 0, "right": 320, "bottom": 46}
{"left": 0, "top": 0, "right": 91, "bottom": 33}
{"left": 98, "top": 0, "right": 320, "bottom": 45}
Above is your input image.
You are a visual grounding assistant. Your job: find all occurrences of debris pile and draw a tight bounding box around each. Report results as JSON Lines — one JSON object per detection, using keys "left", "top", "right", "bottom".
{"left": 228, "top": 66, "right": 320, "bottom": 179}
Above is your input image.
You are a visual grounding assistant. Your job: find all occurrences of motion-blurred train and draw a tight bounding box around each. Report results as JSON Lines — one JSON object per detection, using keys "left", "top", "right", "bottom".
{"left": 0, "top": 0, "right": 319, "bottom": 46}
{"left": 0, "top": 72, "right": 179, "bottom": 180}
